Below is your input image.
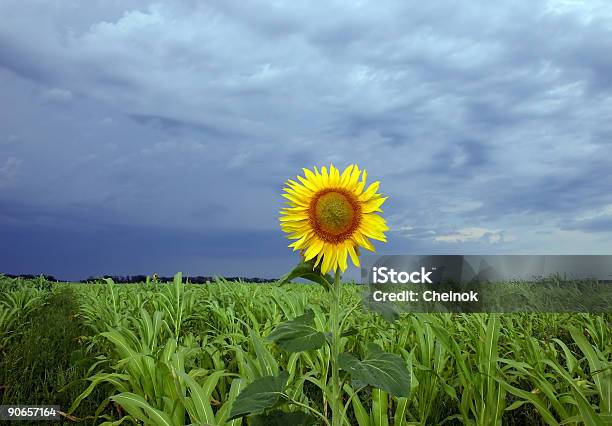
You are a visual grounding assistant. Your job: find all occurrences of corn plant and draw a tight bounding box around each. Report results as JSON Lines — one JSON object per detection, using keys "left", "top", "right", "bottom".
{"left": 228, "top": 261, "right": 411, "bottom": 426}
{"left": 39, "top": 272, "right": 610, "bottom": 425}
{"left": 0, "top": 287, "right": 45, "bottom": 346}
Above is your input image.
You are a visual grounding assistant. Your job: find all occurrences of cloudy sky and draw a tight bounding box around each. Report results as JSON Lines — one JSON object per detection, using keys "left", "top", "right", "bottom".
{"left": 1, "top": 0, "right": 612, "bottom": 280}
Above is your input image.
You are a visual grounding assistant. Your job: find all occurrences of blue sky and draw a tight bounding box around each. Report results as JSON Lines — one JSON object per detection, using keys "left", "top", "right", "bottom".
{"left": 1, "top": 0, "right": 612, "bottom": 280}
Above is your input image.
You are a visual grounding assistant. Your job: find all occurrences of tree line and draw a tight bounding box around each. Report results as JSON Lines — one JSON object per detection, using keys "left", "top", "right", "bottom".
{"left": 1, "top": 273, "right": 278, "bottom": 284}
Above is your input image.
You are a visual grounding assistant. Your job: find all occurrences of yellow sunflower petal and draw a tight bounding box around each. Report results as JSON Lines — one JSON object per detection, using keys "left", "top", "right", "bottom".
{"left": 288, "top": 231, "right": 313, "bottom": 250}
{"left": 304, "top": 238, "right": 324, "bottom": 261}
{"left": 329, "top": 246, "right": 339, "bottom": 273}
{"left": 340, "top": 164, "right": 354, "bottom": 187}
{"left": 362, "top": 214, "right": 389, "bottom": 231}
{"left": 321, "top": 244, "right": 334, "bottom": 273}
{"left": 359, "top": 181, "right": 380, "bottom": 201}
{"left": 329, "top": 163, "right": 340, "bottom": 186}
{"left": 282, "top": 193, "right": 309, "bottom": 206}
{"left": 347, "top": 243, "right": 360, "bottom": 267}
{"left": 303, "top": 168, "right": 322, "bottom": 189}
{"left": 355, "top": 171, "right": 367, "bottom": 194}
{"left": 352, "top": 231, "right": 375, "bottom": 251}
{"left": 314, "top": 251, "right": 324, "bottom": 268}
{"left": 347, "top": 165, "right": 361, "bottom": 189}
{"left": 279, "top": 213, "right": 308, "bottom": 222}
{"left": 361, "top": 196, "right": 387, "bottom": 213}
{"left": 297, "top": 174, "right": 318, "bottom": 192}
{"left": 338, "top": 243, "right": 348, "bottom": 271}
{"left": 320, "top": 166, "right": 329, "bottom": 185}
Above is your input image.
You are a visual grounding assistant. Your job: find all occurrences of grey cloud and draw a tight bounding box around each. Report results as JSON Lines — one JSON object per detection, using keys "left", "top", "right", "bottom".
{"left": 397, "top": 227, "right": 437, "bottom": 240}
{"left": 41, "top": 88, "right": 74, "bottom": 103}
{"left": 0, "top": 36, "right": 58, "bottom": 83}
{"left": 564, "top": 216, "right": 612, "bottom": 233}
{"left": 0, "top": 156, "right": 22, "bottom": 185}
{"left": 1, "top": 0, "right": 612, "bottom": 277}
{"left": 127, "top": 113, "right": 248, "bottom": 141}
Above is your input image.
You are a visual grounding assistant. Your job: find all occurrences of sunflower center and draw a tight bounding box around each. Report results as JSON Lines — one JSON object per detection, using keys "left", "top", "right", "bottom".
{"left": 310, "top": 189, "right": 360, "bottom": 242}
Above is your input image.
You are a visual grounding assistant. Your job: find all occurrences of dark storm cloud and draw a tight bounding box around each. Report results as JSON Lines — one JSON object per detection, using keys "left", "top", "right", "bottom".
{"left": 473, "top": 155, "right": 612, "bottom": 221}
{"left": 1, "top": 0, "right": 612, "bottom": 278}
{"left": 0, "top": 214, "right": 292, "bottom": 281}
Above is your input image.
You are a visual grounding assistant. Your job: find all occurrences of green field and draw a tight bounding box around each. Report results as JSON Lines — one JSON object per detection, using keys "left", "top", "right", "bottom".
{"left": 0, "top": 274, "right": 610, "bottom": 425}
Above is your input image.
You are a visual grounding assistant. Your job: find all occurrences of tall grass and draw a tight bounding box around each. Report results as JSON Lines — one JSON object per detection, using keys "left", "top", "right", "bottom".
{"left": 1, "top": 275, "right": 610, "bottom": 425}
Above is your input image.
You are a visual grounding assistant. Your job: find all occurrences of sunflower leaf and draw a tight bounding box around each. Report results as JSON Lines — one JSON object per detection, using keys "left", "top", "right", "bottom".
{"left": 228, "top": 372, "right": 288, "bottom": 420}
{"left": 339, "top": 343, "right": 411, "bottom": 397}
{"left": 278, "top": 259, "right": 333, "bottom": 290}
{"left": 267, "top": 310, "right": 326, "bottom": 352}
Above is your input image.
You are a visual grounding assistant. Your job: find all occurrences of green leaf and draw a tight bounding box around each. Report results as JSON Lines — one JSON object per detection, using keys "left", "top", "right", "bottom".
{"left": 372, "top": 388, "right": 389, "bottom": 426}
{"left": 278, "top": 259, "right": 333, "bottom": 290}
{"left": 343, "top": 383, "right": 371, "bottom": 426}
{"left": 177, "top": 370, "right": 227, "bottom": 425}
{"left": 393, "top": 397, "right": 409, "bottom": 426}
{"left": 228, "top": 372, "right": 288, "bottom": 420}
{"left": 267, "top": 310, "right": 326, "bottom": 352}
{"left": 571, "top": 388, "right": 605, "bottom": 426}
{"left": 505, "top": 400, "right": 528, "bottom": 411}
{"left": 494, "top": 378, "right": 559, "bottom": 426}
{"left": 68, "top": 372, "right": 129, "bottom": 414}
{"left": 249, "top": 410, "right": 317, "bottom": 426}
{"left": 341, "top": 326, "right": 359, "bottom": 337}
{"left": 324, "top": 332, "right": 333, "bottom": 346}
{"left": 350, "top": 376, "right": 369, "bottom": 391}
{"left": 250, "top": 329, "right": 279, "bottom": 377}
{"left": 363, "top": 299, "right": 400, "bottom": 323}
{"left": 111, "top": 392, "right": 174, "bottom": 426}
{"left": 568, "top": 326, "right": 611, "bottom": 414}
{"left": 215, "top": 378, "right": 245, "bottom": 426}
{"left": 339, "top": 343, "right": 411, "bottom": 397}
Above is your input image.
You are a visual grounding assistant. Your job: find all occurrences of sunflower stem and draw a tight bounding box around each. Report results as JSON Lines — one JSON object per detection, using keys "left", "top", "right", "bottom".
{"left": 330, "top": 268, "right": 343, "bottom": 426}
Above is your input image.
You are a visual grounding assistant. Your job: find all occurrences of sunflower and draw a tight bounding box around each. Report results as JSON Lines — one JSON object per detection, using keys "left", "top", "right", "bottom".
{"left": 280, "top": 164, "right": 389, "bottom": 274}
